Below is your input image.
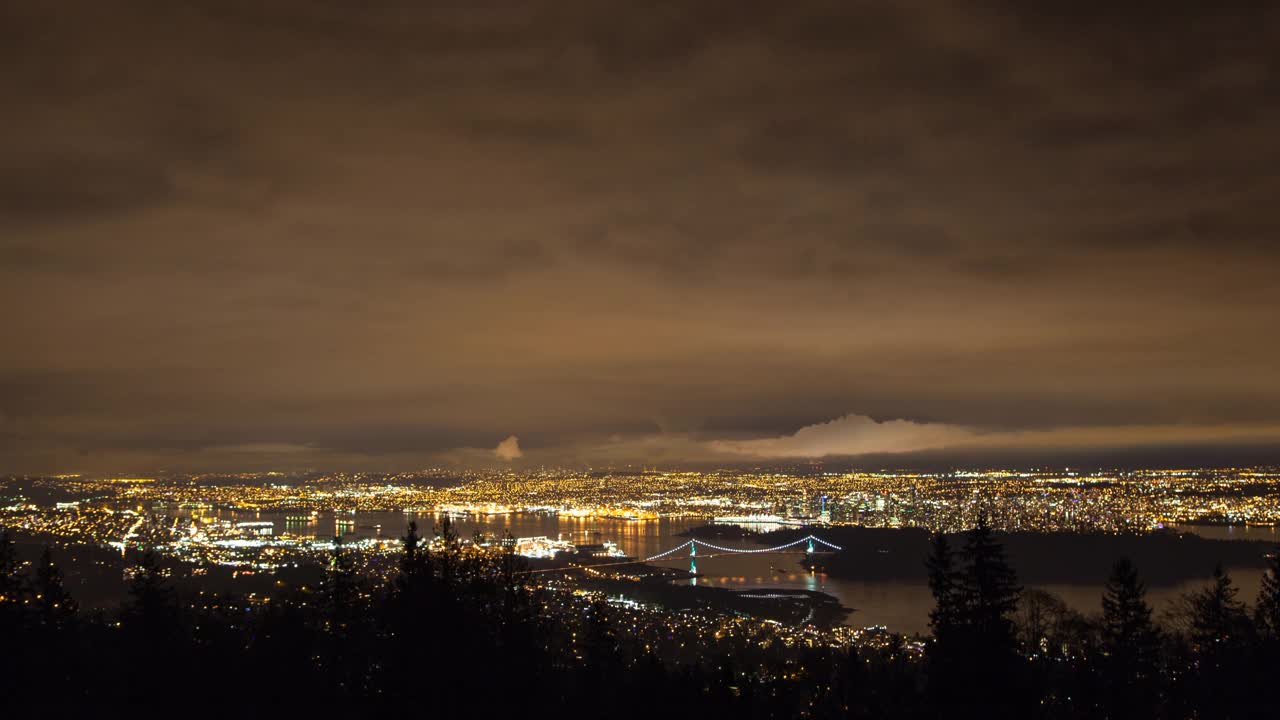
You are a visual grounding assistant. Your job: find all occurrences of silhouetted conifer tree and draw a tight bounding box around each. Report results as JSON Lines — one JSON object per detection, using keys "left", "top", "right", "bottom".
{"left": 319, "top": 535, "right": 367, "bottom": 697}
{"left": 120, "top": 548, "right": 182, "bottom": 702}
{"left": 927, "top": 517, "right": 1024, "bottom": 716}
{"left": 125, "top": 548, "right": 176, "bottom": 629}
{"left": 1101, "top": 557, "right": 1159, "bottom": 655}
{"left": 1257, "top": 546, "right": 1280, "bottom": 639}
{"left": 33, "top": 546, "right": 77, "bottom": 628}
{"left": 1099, "top": 557, "right": 1161, "bottom": 715}
{"left": 924, "top": 530, "right": 966, "bottom": 707}
{"left": 0, "top": 530, "right": 25, "bottom": 697}
{"left": 322, "top": 535, "right": 357, "bottom": 636}
{"left": 1186, "top": 564, "right": 1251, "bottom": 652}
{"left": 959, "top": 516, "right": 1022, "bottom": 659}
{"left": 395, "top": 520, "right": 431, "bottom": 595}
{"left": 925, "top": 532, "right": 961, "bottom": 646}
{"left": 434, "top": 513, "right": 460, "bottom": 586}
{"left": 1170, "top": 564, "right": 1257, "bottom": 717}
{"left": 1251, "top": 545, "right": 1280, "bottom": 713}
{"left": 0, "top": 530, "right": 22, "bottom": 617}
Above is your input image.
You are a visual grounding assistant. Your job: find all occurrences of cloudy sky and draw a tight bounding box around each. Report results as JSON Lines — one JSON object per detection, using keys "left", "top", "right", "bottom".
{"left": 4, "top": 1, "right": 1280, "bottom": 472}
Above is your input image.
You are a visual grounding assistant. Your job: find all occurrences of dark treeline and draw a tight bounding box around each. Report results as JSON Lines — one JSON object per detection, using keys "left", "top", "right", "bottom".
{"left": 2, "top": 519, "right": 1279, "bottom": 718}
{"left": 920, "top": 518, "right": 1280, "bottom": 718}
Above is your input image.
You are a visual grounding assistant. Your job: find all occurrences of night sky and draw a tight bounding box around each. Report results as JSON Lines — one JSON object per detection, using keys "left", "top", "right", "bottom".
{"left": 4, "top": 2, "right": 1280, "bottom": 472}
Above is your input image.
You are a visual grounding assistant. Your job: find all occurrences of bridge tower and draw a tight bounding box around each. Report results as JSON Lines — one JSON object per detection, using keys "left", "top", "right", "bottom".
{"left": 806, "top": 537, "right": 814, "bottom": 555}
{"left": 689, "top": 541, "right": 698, "bottom": 576}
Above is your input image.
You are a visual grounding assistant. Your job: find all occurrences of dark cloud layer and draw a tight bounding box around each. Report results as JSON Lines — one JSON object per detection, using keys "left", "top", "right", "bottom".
{"left": 3, "top": 1, "right": 1280, "bottom": 471}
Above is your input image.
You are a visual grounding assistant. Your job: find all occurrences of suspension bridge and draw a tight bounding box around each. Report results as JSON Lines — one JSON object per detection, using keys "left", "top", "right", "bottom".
{"left": 644, "top": 534, "right": 843, "bottom": 575}
{"left": 516, "top": 533, "right": 843, "bottom": 576}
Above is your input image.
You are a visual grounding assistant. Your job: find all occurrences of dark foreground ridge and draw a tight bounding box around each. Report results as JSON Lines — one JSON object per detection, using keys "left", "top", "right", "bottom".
{"left": 3, "top": 519, "right": 1280, "bottom": 718}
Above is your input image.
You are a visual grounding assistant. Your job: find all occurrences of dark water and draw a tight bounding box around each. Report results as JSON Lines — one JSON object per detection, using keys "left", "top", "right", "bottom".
{"left": 176, "top": 507, "right": 1272, "bottom": 635}
{"left": 1167, "top": 523, "right": 1280, "bottom": 543}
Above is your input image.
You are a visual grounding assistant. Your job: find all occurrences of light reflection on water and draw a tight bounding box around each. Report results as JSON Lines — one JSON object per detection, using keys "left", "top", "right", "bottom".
{"left": 168, "top": 507, "right": 1273, "bottom": 636}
